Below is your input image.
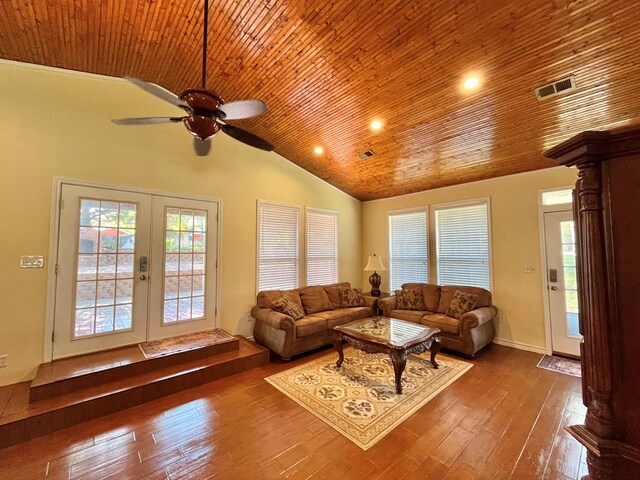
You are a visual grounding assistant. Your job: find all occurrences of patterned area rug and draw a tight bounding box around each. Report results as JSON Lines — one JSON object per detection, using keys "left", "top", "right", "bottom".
{"left": 139, "top": 329, "right": 236, "bottom": 358}
{"left": 265, "top": 348, "right": 472, "bottom": 450}
{"left": 537, "top": 354, "right": 581, "bottom": 377}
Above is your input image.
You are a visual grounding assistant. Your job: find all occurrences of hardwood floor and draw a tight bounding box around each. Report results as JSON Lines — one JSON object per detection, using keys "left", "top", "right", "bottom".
{"left": 0, "top": 344, "right": 587, "bottom": 479}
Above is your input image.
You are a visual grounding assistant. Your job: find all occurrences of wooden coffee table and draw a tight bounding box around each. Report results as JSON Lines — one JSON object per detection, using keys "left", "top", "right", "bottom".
{"left": 330, "top": 316, "right": 441, "bottom": 394}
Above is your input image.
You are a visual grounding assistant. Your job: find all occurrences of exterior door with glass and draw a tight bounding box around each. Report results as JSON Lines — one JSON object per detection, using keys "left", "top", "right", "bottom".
{"left": 543, "top": 210, "right": 581, "bottom": 357}
{"left": 53, "top": 185, "right": 152, "bottom": 358}
{"left": 52, "top": 184, "right": 218, "bottom": 359}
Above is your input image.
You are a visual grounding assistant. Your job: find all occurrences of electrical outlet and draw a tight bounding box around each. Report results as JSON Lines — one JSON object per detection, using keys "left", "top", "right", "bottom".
{"left": 0, "top": 354, "right": 8, "bottom": 368}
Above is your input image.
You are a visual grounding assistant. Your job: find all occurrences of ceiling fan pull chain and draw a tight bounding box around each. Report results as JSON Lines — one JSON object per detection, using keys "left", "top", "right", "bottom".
{"left": 202, "top": 0, "right": 208, "bottom": 89}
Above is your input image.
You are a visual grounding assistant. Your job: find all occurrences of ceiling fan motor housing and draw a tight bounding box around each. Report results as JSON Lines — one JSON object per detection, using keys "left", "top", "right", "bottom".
{"left": 179, "top": 89, "right": 224, "bottom": 140}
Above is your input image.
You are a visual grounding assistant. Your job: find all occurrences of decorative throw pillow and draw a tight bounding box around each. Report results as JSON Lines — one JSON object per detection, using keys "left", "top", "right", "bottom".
{"left": 446, "top": 290, "right": 479, "bottom": 319}
{"left": 395, "top": 288, "right": 426, "bottom": 310}
{"left": 338, "top": 287, "right": 364, "bottom": 307}
{"left": 271, "top": 295, "right": 305, "bottom": 320}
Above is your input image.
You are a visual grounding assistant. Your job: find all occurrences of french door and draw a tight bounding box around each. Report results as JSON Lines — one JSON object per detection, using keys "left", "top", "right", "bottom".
{"left": 52, "top": 184, "right": 218, "bottom": 359}
{"left": 543, "top": 210, "right": 581, "bottom": 357}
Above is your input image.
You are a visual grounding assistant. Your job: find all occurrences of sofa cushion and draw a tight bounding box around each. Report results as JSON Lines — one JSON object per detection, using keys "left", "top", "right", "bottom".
{"left": 257, "top": 289, "right": 303, "bottom": 310}
{"left": 446, "top": 290, "right": 479, "bottom": 319}
{"left": 312, "top": 309, "right": 353, "bottom": 329}
{"left": 295, "top": 316, "right": 327, "bottom": 337}
{"left": 300, "top": 286, "right": 333, "bottom": 314}
{"left": 271, "top": 296, "right": 305, "bottom": 320}
{"left": 390, "top": 309, "right": 428, "bottom": 324}
{"left": 437, "top": 285, "right": 491, "bottom": 313}
{"left": 338, "top": 287, "right": 364, "bottom": 307}
{"left": 402, "top": 283, "right": 440, "bottom": 312}
{"left": 422, "top": 313, "right": 460, "bottom": 335}
{"left": 346, "top": 306, "right": 374, "bottom": 321}
{"left": 395, "top": 288, "right": 426, "bottom": 310}
{"left": 324, "top": 282, "right": 351, "bottom": 308}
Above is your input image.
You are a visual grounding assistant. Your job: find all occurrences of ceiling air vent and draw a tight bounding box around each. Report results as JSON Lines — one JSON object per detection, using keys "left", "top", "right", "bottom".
{"left": 534, "top": 75, "right": 576, "bottom": 100}
{"left": 358, "top": 149, "right": 376, "bottom": 160}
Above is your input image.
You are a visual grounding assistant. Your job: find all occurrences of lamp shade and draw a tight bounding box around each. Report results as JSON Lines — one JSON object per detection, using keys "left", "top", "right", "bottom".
{"left": 364, "top": 254, "right": 386, "bottom": 272}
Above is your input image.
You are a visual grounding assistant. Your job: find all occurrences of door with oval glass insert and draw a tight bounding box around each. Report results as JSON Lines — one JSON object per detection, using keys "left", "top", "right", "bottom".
{"left": 52, "top": 184, "right": 218, "bottom": 359}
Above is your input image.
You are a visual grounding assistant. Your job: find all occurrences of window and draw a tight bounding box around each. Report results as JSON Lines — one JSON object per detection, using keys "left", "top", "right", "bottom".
{"left": 306, "top": 208, "right": 338, "bottom": 286}
{"left": 435, "top": 200, "right": 491, "bottom": 290}
{"left": 388, "top": 210, "right": 428, "bottom": 291}
{"left": 257, "top": 202, "right": 300, "bottom": 291}
{"left": 542, "top": 189, "right": 573, "bottom": 206}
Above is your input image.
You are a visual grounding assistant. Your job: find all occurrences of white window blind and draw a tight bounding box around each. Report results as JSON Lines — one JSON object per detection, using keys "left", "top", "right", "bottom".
{"left": 388, "top": 210, "right": 428, "bottom": 291}
{"left": 435, "top": 201, "right": 491, "bottom": 290}
{"left": 257, "top": 202, "right": 300, "bottom": 291}
{"left": 306, "top": 209, "right": 338, "bottom": 286}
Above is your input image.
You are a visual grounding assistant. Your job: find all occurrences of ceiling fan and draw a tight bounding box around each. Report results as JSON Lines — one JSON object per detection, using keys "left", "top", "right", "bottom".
{"left": 112, "top": 0, "right": 273, "bottom": 155}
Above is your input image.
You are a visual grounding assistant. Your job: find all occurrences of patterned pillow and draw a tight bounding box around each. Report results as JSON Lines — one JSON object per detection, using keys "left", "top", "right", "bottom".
{"left": 395, "top": 288, "right": 426, "bottom": 310}
{"left": 271, "top": 295, "right": 305, "bottom": 320}
{"left": 338, "top": 287, "right": 364, "bottom": 307}
{"left": 446, "top": 290, "right": 479, "bottom": 319}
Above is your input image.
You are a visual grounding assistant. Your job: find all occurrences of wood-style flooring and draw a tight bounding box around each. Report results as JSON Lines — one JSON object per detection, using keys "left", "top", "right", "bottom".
{"left": 0, "top": 344, "right": 587, "bottom": 479}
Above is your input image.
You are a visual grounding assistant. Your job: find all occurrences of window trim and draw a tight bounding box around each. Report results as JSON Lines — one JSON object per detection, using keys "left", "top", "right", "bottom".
{"left": 305, "top": 207, "right": 339, "bottom": 286}
{"left": 387, "top": 206, "right": 430, "bottom": 292}
{"left": 256, "top": 200, "right": 302, "bottom": 293}
{"left": 430, "top": 197, "right": 493, "bottom": 291}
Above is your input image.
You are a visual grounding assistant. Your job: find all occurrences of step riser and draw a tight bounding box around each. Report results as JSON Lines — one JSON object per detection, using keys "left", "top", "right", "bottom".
{"left": 30, "top": 339, "right": 240, "bottom": 402}
{"left": 1, "top": 347, "right": 268, "bottom": 449}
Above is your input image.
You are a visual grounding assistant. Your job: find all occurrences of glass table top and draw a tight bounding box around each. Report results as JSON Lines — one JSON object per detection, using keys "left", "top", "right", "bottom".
{"left": 335, "top": 316, "right": 434, "bottom": 347}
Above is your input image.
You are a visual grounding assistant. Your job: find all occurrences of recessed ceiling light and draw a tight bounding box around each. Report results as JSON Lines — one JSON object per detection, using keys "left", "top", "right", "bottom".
{"left": 370, "top": 120, "right": 383, "bottom": 131}
{"left": 314, "top": 146, "right": 324, "bottom": 155}
{"left": 463, "top": 76, "right": 481, "bottom": 90}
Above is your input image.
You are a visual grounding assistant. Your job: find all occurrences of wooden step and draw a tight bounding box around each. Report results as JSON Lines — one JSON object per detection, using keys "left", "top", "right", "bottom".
{"left": 30, "top": 334, "right": 239, "bottom": 402}
{"left": 0, "top": 337, "right": 269, "bottom": 449}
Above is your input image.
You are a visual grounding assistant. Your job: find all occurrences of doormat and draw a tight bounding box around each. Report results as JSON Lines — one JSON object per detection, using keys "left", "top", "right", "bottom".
{"left": 265, "top": 348, "right": 472, "bottom": 450}
{"left": 537, "top": 354, "right": 581, "bottom": 378}
{"left": 139, "top": 329, "right": 236, "bottom": 358}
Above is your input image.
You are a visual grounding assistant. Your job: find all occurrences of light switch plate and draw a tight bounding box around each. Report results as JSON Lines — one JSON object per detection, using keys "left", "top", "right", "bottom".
{"left": 20, "top": 256, "right": 45, "bottom": 268}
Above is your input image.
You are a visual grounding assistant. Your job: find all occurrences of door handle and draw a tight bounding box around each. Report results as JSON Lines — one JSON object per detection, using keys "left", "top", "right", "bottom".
{"left": 550, "top": 286, "right": 558, "bottom": 291}
{"left": 139, "top": 274, "right": 148, "bottom": 281}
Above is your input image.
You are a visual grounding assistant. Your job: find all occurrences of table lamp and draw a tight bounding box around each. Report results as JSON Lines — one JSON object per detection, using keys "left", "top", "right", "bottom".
{"left": 364, "top": 254, "right": 387, "bottom": 297}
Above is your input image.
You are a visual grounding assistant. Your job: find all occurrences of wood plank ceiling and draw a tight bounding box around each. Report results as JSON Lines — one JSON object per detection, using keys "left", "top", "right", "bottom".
{"left": 1, "top": 1, "right": 639, "bottom": 200}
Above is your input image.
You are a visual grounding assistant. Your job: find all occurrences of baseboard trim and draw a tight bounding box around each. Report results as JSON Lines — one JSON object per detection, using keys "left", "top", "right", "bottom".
{"left": 493, "top": 338, "right": 547, "bottom": 354}
{"left": 246, "top": 336, "right": 255, "bottom": 341}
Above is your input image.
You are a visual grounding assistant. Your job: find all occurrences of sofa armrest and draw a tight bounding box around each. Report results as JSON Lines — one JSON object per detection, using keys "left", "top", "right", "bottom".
{"left": 460, "top": 306, "right": 498, "bottom": 330}
{"left": 378, "top": 296, "right": 397, "bottom": 317}
{"left": 250, "top": 306, "right": 295, "bottom": 331}
{"left": 363, "top": 295, "right": 377, "bottom": 308}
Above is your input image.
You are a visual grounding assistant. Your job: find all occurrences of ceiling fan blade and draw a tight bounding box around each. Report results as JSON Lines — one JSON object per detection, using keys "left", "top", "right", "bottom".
{"left": 124, "top": 77, "right": 190, "bottom": 111}
{"left": 217, "top": 100, "right": 267, "bottom": 120}
{"left": 221, "top": 124, "right": 273, "bottom": 151}
{"left": 111, "top": 116, "right": 185, "bottom": 125}
{"left": 193, "top": 137, "right": 212, "bottom": 156}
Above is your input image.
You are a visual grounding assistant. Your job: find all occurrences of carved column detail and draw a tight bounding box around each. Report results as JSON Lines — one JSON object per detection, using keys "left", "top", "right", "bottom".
{"left": 575, "top": 163, "right": 614, "bottom": 440}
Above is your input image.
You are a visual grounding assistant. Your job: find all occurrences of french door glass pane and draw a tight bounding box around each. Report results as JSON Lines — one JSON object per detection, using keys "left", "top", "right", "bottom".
{"left": 162, "top": 207, "right": 207, "bottom": 324}
{"left": 74, "top": 199, "right": 137, "bottom": 337}
{"left": 560, "top": 220, "right": 580, "bottom": 337}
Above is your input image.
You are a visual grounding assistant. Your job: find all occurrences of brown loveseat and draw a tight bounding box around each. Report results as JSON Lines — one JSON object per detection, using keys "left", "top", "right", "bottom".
{"left": 251, "top": 282, "right": 376, "bottom": 360}
{"left": 378, "top": 283, "right": 497, "bottom": 356}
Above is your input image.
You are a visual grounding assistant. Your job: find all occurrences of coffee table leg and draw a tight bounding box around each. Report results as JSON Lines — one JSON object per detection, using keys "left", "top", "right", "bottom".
{"left": 332, "top": 332, "right": 344, "bottom": 368}
{"left": 430, "top": 336, "right": 441, "bottom": 369}
{"left": 389, "top": 350, "right": 407, "bottom": 394}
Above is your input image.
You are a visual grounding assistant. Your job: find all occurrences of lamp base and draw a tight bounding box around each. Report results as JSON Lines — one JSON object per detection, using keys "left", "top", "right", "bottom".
{"left": 368, "top": 271, "right": 381, "bottom": 297}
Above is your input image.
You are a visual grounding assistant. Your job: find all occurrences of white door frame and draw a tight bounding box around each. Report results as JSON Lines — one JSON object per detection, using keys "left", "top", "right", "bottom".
{"left": 537, "top": 186, "right": 574, "bottom": 356}
{"left": 44, "top": 177, "right": 223, "bottom": 362}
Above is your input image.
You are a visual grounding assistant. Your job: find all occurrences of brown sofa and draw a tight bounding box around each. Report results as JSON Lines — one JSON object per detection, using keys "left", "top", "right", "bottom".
{"left": 251, "top": 282, "right": 377, "bottom": 360}
{"left": 378, "top": 283, "right": 497, "bottom": 356}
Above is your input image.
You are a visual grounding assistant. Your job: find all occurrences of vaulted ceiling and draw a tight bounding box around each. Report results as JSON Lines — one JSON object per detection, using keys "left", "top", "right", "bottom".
{"left": 1, "top": 1, "right": 638, "bottom": 200}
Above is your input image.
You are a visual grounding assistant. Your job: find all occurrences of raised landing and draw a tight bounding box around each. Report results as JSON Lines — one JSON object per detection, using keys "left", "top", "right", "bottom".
{"left": 0, "top": 333, "right": 269, "bottom": 449}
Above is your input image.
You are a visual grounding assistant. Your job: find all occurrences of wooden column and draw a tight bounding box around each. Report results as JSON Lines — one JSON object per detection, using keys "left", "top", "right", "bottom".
{"left": 545, "top": 125, "right": 640, "bottom": 480}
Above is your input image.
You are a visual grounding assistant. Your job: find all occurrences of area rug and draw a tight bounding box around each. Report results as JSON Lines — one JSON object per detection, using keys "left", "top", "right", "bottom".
{"left": 265, "top": 348, "right": 472, "bottom": 450}
{"left": 537, "top": 354, "right": 581, "bottom": 377}
{"left": 139, "top": 329, "right": 236, "bottom": 358}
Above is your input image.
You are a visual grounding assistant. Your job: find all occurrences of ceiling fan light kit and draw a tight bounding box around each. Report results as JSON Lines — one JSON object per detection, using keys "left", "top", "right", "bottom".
{"left": 112, "top": 1, "right": 272, "bottom": 154}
